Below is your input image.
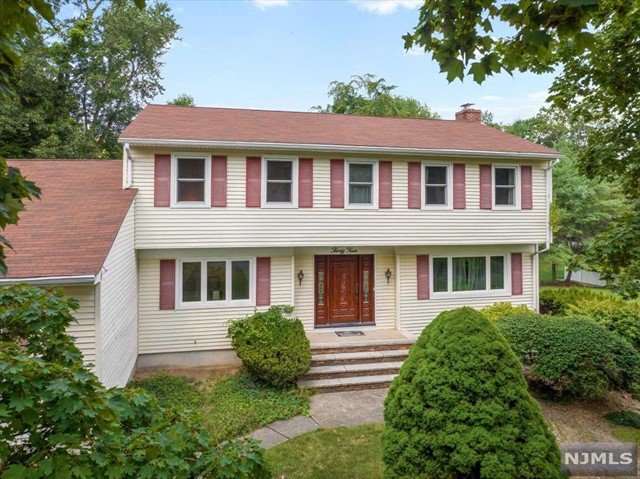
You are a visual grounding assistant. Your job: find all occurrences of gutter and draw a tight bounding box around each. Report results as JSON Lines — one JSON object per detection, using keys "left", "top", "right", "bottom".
{"left": 0, "top": 275, "right": 97, "bottom": 286}
{"left": 118, "top": 137, "right": 561, "bottom": 161}
{"left": 123, "top": 143, "right": 133, "bottom": 188}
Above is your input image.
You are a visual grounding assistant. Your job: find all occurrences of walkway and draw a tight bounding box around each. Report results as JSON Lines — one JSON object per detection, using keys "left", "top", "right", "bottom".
{"left": 246, "top": 388, "right": 387, "bottom": 449}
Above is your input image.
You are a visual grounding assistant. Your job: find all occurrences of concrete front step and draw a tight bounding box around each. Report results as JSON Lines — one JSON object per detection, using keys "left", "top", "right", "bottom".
{"left": 298, "top": 373, "right": 399, "bottom": 393}
{"left": 310, "top": 338, "right": 413, "bottom": 355}
{"left": 304, "top": 361, "right": 403, "bottom": 380}
{"left": 311, "top": 348, "right": 409, "bottom": 367}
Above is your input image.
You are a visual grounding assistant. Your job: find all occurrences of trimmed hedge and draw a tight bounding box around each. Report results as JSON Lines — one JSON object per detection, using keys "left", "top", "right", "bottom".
{"left": 479, "top": 301, "right": 533, "bottom": 322}
{"left": 570, "top": 298, "right": 640, "bottom": 351}
{"left": 539, "top": 287, "right": 608, "bottom": 315}
{"left": 382, "top": 307, "right": 561, "bottom": 479}
{"left": 498, "top": 313, "right": 640, "bottom": 399}
{"left": 228, "top": 306, "right": 311, "bottom": 387}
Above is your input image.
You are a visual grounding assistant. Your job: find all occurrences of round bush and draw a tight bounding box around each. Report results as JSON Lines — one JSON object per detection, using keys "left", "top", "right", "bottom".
{"left": 228, "top": 306, "right": 311, "bottom": 387}
{"left": 498, "top": 313, "right": 640, "bottom": 399}
{"left": 382, "top": 307, "right": 561, "bottom": 479}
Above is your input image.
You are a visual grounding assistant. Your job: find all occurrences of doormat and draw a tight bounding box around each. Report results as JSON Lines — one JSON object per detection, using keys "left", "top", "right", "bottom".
{"left": 335, "top": 331, "right": 365, "bottom": 337}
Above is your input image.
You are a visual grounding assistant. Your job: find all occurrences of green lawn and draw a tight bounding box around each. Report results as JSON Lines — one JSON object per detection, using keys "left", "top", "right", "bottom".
{"left": 129, "top": 370, "right": 311, "bottom": 443}
{"left": 266, "top": 424, "right": 384, "bottom": 479}
{"left": 539, "top": 255, "right": 562, "bottom": 283}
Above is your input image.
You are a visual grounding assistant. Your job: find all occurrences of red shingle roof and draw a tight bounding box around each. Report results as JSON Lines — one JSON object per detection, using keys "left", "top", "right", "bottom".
{"left": 120, "top": 104, "right": 559, "bottom": 157}
{"left": 4, "top": 160, "right": 136, "bottom": 279}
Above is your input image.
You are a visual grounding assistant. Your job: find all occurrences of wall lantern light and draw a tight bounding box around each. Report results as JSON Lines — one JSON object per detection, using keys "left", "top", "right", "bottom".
{"left": 297, "top": 270, "right": 305, "bottom": 286}
{"left": 385, "top": 268, "right": 392, "bottom": 283}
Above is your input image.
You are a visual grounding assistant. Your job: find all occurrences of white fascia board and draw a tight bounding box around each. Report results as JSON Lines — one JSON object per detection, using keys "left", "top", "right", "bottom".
{"left": 118, "top": 137, "right": 562, "bottom": 161}
{"left": 0, "top": 275, "right": 97, "bottom": 286}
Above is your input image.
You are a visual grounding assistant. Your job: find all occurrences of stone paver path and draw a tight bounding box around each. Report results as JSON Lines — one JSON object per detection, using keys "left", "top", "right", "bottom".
{"left": 246, "top": 388, "right": 387, "bottom": 449}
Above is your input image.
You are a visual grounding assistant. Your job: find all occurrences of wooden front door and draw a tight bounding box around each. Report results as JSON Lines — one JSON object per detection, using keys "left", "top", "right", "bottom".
{"left": 315, "top": 255, "right": 375, "bottom": 326}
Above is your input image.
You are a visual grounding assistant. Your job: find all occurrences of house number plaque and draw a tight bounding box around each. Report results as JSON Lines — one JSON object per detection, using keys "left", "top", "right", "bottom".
{"left": 331, "top": 247, "right": 358, "bottom": 254}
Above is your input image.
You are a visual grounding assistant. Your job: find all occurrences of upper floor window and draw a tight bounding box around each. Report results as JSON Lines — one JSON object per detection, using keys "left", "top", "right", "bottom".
{"left": 173, "top": 155, "right": 210, "bottom": 207}
{"left": 347, "top": 160, "right": 377, "bottom": 207}
{"left": 424, "top": 164, "right": 450, "bottom": 207}
{"left": 432, "top": 255, "right": 507, "bottom": 295}
{"left": 179, "top": 258, "right": 253, "bottom": 307}
{"left": 263, "top": 157, "right": 298, "bottom": 207}
{"left": 494, "top": 166, "right": 517, "bottom": 207}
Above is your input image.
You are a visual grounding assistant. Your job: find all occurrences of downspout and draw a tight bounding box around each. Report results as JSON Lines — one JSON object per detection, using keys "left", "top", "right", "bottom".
{"left": 123, "top": 143, "right": 133, "bottom": 189}
{"left": 532, "top": 157, "right": 561, "bottom": 311}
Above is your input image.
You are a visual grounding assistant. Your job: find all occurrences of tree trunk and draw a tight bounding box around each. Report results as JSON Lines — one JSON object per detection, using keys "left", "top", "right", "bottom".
{"left": 551, "top": 263, "right": 557, "bottom": 281}
{"left": 565, "top": 269, "right": 573, "bottom": 284}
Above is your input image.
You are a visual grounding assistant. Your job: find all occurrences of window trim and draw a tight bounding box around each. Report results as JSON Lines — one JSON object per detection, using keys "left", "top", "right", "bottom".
{"left": 492, "top": 164, "right": 520, "bottom": 210}
{"left": 171, "top": 153, "right": 211, "bottom": 208}
{"left": 261, "top": 155, "right": 299, "bottom": 208}
{"left": 345, "top": 159, "right": 378, "bottom": 209}
{"left": 421, "top": 161, "right": 453, "bottom": 210}
{"left": 430, "top": 254, "right": 510, "bottom": 298}
{"left": 176, "top": 258, "right": 256, "bottom": 309}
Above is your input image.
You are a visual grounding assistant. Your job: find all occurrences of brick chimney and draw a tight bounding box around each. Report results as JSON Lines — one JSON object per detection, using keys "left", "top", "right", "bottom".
{"left": 455, "top": 103, "right": 482, "bottom": 122}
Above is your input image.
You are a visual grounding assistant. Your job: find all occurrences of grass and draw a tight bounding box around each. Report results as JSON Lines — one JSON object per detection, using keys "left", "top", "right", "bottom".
{"left": 266, "top": 424, "right": 384, "bottom": 479}
{"left": 539, "top": 255, "right": 563, "bottom": 283}
{"left": 129, "top": 370, "right": 311, "bottom": 443}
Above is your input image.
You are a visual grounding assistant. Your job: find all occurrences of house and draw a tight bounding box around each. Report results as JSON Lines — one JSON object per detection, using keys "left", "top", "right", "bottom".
{"left": 2, "top": 160, "right": 138, "bottom": 387}
{"left": 3, "top": 105, "right": 559, "bottom": 387}
{"left": 118, "top": 104, "right": 558, "bottom": 372}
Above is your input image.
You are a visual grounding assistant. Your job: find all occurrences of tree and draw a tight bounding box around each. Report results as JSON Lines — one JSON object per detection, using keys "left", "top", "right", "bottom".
{"left": 0, "top": 284, "right": 270, "bottom": 478}
{"left": 406, "top": 0, "right": 640, "bottom": 295}
{"left": 0, "top": 1, "right": 179, "bottom": 159}
{"left": 168, "top": 93, "right": 196, "bottom": 107}
{"left": 313, "top": 74, "right": 440, "bottom": 119}
{"left": 382, "top": 307, "right": 561, "bottom": 479}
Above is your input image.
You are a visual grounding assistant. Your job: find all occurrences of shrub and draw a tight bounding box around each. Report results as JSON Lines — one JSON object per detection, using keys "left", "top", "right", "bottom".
{"left": 604, "top": 411, "right": 640, "bottom": 429}
{"left": 382, "top": 307, "right": 561, "bottom": 479}
{"left": 498, "top": 313, "right": 640, "bottom": 399}
{"left": 569, "top": 298, "right": 640, "bottom": 351}
{"left": 0, "top": 285, "right": 270, "bottom": 479}
{"left": 539, "top": 287, "right": 608, "bottom": 315}
{"left": 479, "top": 301, "right": 533, "bottom": 322}
{"left": 228, "top": 305, "right": 311, "bottom": 387}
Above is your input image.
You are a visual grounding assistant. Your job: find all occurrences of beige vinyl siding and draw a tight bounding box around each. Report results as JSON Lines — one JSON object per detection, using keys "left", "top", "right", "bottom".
{"left": 138, "top": 255, "right": 292, "bottom": 354}
{"left": 131, "top": 147, "right": 549, "bottom": 249}
{"left": 64, "top": 285, "right": 97, "bottom": 367}
{"left": 293, "top": 249, "right": 396, "bottom": 330}
{"left": 98, "top": 203, "right": 137, "bottom": 387}
{"left": 397, "top": 246, "right": 535, "bottom": 337}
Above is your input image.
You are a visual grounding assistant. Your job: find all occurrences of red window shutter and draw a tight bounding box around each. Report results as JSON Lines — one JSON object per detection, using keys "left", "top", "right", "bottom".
{"left": 154, "top": 154, "right": 171, "bottom": 207}
{"left": 246, "top": 157, "right": 261, "bottom": 207}
{"left": 521, "top": 165, "right": 533, "bottom": 209}
{"left": 511, "top": 253, "right": 523, "bottom": 295}
{"left": 479, "top": 164, "right": 492, "bottom": 210}
{"left": 256, "top": 257, "right": 271, "bottom": 306}
{"left": 298, "top": 158, "right": 314, "bottom": 207}
{"left": 159, "top": 259, "right": 176, "bottom": 310}
{"left": 417, "top": 255, "right": 430, "bottom": 300}
{"left": 408, "top": 162, "right": 421, "bottom": 209}
{"left": 330, "top": 159, "right": 344, "bottom": 208}
{"left": 379, "top": 161, "right": 393, "bottom": 208}
{"left": 211, "top": 156, "right": 227, "bottom": 207}
{"left": 453, "top": 163, "right": 466, "bottom": 209}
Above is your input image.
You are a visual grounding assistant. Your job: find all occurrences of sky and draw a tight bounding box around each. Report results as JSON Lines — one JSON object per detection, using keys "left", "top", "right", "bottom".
{"left": 159, "top": 0, "right": 555, "bottom": 123}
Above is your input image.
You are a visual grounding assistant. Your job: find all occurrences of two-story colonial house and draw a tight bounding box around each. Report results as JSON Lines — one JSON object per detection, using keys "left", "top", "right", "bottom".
{"left": 116, "top": 104, "right": 559, "bottom": 378}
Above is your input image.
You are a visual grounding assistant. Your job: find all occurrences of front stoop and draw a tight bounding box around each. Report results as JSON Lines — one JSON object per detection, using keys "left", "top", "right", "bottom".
{"left": 298, "top": 337, "right": 413, "bottom": 393}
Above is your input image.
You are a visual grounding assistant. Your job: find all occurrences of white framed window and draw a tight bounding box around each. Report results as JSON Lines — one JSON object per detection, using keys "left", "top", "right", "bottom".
{"left": 171, "top": 154, "right": 211, "bottom": 207}
{"left": 178, "top": 258, "right": 254, "bottom": 308}
{"left": 262, "top": 156, "right": 298, "bottom": 207}
{"left": 493, "top": 165, "right": 519, "bottom": 208}
{"left": 431, "top": 254, "right": 508, "bottom": 296}
{"left": 422, "top": 162, "right": 452, "bottom": 208}
{"left": 345, "top": 160, "right": 377, "bottom": 208}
